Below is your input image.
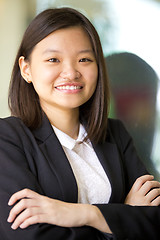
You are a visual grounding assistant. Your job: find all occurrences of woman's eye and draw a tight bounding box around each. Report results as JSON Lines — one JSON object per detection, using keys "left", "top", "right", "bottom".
{"left": 48, "top": 58, "right": 59, "bottom": 62}
{"left": 79, "top": 58, "right": 92, "bottom": 63}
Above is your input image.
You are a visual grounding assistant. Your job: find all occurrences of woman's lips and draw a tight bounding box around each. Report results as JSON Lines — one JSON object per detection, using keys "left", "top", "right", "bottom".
{"left": 55, "top": 83, "right": 83, "bottom": 92}
{"left": 55, "top": 85, "right": 82, "bottom": 90}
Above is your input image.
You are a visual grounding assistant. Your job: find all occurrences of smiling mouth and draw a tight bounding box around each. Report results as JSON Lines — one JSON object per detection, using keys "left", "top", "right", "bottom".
{"left": 55, "top": 85, "right": 83, "bottom": 90}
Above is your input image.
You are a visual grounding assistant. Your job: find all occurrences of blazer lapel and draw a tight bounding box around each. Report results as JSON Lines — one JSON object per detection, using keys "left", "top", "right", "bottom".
{"left": 32, "top": 116, "right": 78, "bottom": 203}
{"left": 94, "top": 142, "right": 125, "bottom": 203}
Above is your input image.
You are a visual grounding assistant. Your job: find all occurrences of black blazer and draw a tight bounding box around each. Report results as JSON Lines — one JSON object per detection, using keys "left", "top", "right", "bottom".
{"left": 0, "top": 116, "right": 159, "bottom": 240}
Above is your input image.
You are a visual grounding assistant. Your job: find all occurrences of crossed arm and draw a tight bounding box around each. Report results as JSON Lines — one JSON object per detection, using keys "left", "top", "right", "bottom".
{"left": 7, "top": 174, "right": 160, "bottom": 233}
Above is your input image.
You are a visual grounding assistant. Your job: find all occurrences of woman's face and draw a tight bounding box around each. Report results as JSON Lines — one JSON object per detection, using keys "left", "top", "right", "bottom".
{"left": 20, "top": 26, "right": 98, "bottom": 113}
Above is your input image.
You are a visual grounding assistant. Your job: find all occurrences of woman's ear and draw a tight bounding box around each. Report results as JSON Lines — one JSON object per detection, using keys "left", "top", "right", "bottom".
{"left": 19, "top": 56, "right": 32, "bottom": 83}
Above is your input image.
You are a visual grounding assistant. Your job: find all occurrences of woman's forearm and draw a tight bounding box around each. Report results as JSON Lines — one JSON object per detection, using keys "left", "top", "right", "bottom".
{"left": 8, "top": 188, "right": 112, "bottom": 233}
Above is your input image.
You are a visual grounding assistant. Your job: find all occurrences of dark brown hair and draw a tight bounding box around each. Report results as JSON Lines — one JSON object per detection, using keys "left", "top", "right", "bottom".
{"left": 8, "top": 7, "right": 110, "bottom": 143}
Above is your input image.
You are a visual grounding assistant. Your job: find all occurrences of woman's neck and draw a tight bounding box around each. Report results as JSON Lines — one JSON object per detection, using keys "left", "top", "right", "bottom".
{"left": 43, "top": 106, "right": 80, "bottom": 139}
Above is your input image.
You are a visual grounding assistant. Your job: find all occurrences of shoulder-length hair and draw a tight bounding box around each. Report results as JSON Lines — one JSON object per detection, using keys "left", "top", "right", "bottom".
{"left": 8, "top": 7, "right": 110, "bottom": 144}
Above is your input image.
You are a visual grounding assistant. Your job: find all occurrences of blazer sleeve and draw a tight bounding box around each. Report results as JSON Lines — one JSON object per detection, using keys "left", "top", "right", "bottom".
{"left": 0, "top": 118, "right": 100, "bottom": 240}
{"left": 95, "top": 120, "right": 160, "bottom": 240}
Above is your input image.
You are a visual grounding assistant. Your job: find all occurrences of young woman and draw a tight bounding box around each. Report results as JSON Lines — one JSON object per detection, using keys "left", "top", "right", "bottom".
{"left": 0, "top": 7, "right": 159, "bottom": 240}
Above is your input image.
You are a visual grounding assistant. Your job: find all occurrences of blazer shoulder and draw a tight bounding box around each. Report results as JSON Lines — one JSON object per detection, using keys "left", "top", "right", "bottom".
{"left": 107, "top": 118, "right": 132, "bottom": 151}
{"left": 0, "top": 115, "right": 54, "bottom": 147}
{"left": 107, "top": 118, "right": 129, "bottom": 137}
{"left": 0, "top": 116, "right": 27, "bottom": 133}
{"left": 0, "top": 116, "right": 22, "bottom": 124}
{"left": 0, "top": 116, "right": 34, "bottom": 145}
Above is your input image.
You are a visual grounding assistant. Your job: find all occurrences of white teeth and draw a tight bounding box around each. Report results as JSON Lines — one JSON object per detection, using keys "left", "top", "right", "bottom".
{"left": 56, "top": 85, "right": 81, "bottom": 90}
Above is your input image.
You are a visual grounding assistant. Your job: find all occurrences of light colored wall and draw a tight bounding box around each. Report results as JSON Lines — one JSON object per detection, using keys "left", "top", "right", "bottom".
{"left": 0, "top": 0, "right": 36, "bottom": 117}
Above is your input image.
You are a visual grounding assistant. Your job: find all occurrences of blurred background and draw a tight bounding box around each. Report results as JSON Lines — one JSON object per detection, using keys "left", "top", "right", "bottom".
{"left": 0, "top": 0, "right": 160, "bottom": 179}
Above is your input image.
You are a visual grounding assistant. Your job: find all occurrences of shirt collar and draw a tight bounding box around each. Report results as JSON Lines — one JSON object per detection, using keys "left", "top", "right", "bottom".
{"left": 52, "top": 124, "right": 90, "bottom": 150}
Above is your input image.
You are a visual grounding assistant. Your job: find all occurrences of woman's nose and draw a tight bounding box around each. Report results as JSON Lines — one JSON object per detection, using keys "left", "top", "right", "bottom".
{"left": 60, "top": 63, "right": 81, "bottom": 80}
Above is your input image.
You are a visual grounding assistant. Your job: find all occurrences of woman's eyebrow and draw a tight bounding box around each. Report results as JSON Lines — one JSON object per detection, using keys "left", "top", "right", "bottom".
{"left": 78, "top": 49, "right": 94, "bottom": 54}
{"left": 42, "top": 49, "right": 94, "bottom": 55}
{"left": 42, "top": 49, "right": 61, "bottom": 55}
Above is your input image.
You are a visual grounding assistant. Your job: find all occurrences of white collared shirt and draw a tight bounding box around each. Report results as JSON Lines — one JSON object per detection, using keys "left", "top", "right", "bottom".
{"left": 52, "top": 124, "right": 111, "bottom": 204}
